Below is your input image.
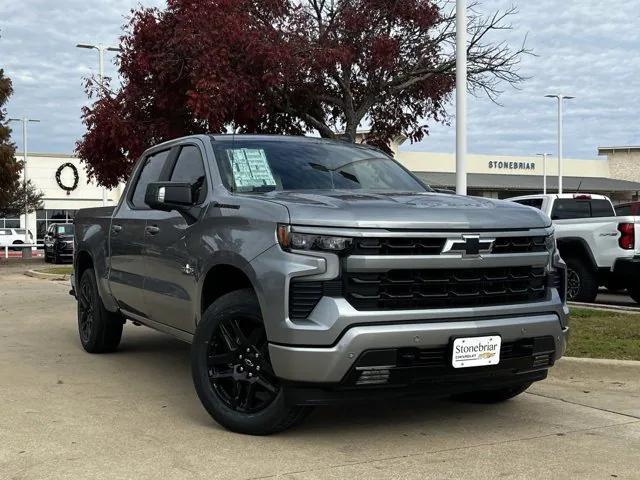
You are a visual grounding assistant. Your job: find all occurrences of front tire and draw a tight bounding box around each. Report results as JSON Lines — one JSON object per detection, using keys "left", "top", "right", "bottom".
{"left": 564, "top": 256, "right": 599, "bottom": 302}
{"left": 453, "top": 382, "right": 532, "bottom": 403}
{"left": 191, "top": 289, "right": 310, "bottom": 435}
{"left": 77, "top": 268, "right": 124, "bottom": 353}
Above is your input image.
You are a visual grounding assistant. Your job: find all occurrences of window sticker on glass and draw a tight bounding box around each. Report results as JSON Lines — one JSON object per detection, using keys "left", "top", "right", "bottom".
{"left": 227, "top": 148, "right": 277, "bottom": 189}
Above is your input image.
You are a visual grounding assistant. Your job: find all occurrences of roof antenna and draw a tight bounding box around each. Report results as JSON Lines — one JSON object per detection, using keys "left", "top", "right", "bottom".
{"left": 576, "top": 179, "right": 583, "bottom": 193}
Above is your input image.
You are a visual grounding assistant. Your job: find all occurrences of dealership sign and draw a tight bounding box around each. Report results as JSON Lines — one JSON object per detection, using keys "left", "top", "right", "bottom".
{"left": 488, "top": 161, "right": 536, "bottom": 171}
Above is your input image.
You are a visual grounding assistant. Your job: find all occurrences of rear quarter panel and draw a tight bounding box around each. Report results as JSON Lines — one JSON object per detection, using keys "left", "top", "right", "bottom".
{"left": 553, "top": 216, "right": 634, "bottom": 268}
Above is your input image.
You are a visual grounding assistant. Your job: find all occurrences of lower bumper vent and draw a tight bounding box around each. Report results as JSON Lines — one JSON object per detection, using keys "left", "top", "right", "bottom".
{"left": 355, "top": 366, "right": 392, "bottom": 386}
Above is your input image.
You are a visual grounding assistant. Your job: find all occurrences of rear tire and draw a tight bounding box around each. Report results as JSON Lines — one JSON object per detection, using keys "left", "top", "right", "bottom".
{"left": 453, "top": 382, "right": 532, "bottom": 403}
{"left": 77, "top": 268, "right": 124, "bottom": 353}
{"left": 564, "top": 256, "right": 599, "bottom": 302}
{"left": 11, "top": 240, "right": 24, "bottom": 252}
{"left": 191, "top": 289, "right": 311, "bottom": 435}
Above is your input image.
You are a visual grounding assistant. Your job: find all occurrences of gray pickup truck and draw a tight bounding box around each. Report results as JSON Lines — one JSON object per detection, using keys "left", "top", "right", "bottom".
{"left": 72, "top": 134, "right": 569, "bottom": 435}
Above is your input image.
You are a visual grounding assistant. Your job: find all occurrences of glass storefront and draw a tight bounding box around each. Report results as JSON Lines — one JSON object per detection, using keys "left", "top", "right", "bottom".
{"left": 36, "top": 209, "right": 76, "bottom": 244}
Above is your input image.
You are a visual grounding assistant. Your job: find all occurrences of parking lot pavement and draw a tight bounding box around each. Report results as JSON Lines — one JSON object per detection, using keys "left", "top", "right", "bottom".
{"left": 1, "top": 272, "right": 639, "bottom": 480}
{"left": 596, "top": 289, "right": 638, "bottom": 308}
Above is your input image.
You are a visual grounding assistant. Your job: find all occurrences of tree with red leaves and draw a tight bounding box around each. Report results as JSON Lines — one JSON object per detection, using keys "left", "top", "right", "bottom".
{"left": 77, "top": 0, "right": 528, "bottom": 188}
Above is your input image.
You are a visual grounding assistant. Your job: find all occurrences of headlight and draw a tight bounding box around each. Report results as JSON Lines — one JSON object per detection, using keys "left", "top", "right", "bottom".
{"left": 545, "top": 233, "right": 556, "bottom": 253}
{"left": 277, "top": 225, "right": 352, "bottom": 252}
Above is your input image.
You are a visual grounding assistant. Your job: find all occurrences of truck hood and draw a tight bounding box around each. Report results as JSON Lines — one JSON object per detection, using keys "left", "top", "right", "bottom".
{"left": 257, "top": 190, "right": 551, "bottom": 230}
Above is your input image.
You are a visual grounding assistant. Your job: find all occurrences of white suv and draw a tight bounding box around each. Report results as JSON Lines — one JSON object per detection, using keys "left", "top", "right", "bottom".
{"left": 0, "top": 228, "right": 34, "bottom": 249}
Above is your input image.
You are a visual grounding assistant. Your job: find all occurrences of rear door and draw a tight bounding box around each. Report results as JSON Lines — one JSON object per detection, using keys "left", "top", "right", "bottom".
{"left": 142, "top": 142, "right": 209, "bottom": 333}
{"left": 109, "top": 148, "right": 172, "bottom": 318}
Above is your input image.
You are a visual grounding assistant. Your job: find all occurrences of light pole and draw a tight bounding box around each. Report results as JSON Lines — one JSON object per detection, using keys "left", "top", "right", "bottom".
{"left": 76, "top": 43, "right": 120, "bottom": 206}
{"left": 545, "top": 94, "right": 574, "bottom": 194}
{"left": 9, "top": 117, "right": 41, "bottom": 243}
{"left": 536, "top": 153, "right": 552, "bottom": 195}
{"left": 455, "top": 0, "right": 467, "bottom": 195}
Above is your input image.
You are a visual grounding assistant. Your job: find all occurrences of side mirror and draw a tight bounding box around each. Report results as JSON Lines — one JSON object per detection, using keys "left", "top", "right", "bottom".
{"left": 145, "top": 182, "right": 195, "bottom": 212}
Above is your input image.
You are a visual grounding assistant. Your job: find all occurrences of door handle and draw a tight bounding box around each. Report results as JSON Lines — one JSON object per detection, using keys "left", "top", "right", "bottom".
{"left": 145, "top": 225, "right": 160, "bottom": 235}
{"left": 111, "top": 224, "right": 123, "bottom": 234}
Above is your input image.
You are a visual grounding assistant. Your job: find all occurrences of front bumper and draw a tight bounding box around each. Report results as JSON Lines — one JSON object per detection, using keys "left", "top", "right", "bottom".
{"left": 270, "top": 313, "right": 568, "bottom": 383}
{"left": 252, "top": 227, "right": 568, "bottom": 387}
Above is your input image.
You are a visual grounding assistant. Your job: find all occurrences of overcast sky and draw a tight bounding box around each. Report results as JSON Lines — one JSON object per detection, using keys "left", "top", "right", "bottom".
{"left": 1, "top": 0, "right": 638, "bottom": 159}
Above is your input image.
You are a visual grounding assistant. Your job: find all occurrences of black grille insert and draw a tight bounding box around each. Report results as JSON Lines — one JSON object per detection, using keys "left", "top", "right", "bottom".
{"left": 492, "top": 236, "right": 548, "bottom": 253}
{"left": 345, "top": 266, "right": 547, "bottom": 311}
{"left": 352, "top": 238, "right": 446, "bottom": 256}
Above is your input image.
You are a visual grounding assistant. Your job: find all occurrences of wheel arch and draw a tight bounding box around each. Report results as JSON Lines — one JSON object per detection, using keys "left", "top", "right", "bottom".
{"left": 198, "top": 256, "right": 264, "bottom": 326}
{"left": 556, "top": 237, "right": 597, "bottom": 271}
{"left": 74, "top": 248, "right": 120, "bottom": 313}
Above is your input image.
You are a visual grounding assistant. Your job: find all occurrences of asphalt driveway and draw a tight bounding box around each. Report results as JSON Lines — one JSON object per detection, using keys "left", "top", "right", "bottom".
{"left": 1, "top": 271, "right": 639, "bottom": 479}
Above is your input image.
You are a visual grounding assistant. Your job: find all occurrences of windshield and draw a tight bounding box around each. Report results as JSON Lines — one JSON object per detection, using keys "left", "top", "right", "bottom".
{"left": 55, "top": 224, "right": 74, "bottom": 235}
{"left": 210, "top": 138, "right": 428, "bottom": 193}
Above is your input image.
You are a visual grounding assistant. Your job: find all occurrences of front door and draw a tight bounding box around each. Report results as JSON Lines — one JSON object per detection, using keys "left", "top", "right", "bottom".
{"left": 142, "top": 143, "right": 209, "bottom": 334}
{"left": 109, "top": 148, "right": 171, "bottom": 318}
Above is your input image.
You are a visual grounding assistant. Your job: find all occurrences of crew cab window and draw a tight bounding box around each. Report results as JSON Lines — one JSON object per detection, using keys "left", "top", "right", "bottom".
{"left": 551, "top": 199, "right": 614, "bottom": 219}
{"left": 130, "top": 150, "right": 170, "bottom": 209}
{"left": 590, "top": 199, "right": 615, "bottom": 217}
{"left": 170, "top": 145, "right": 208, "bottom": 204}
{"left": 551, "top": 200, "right": 591, "bottom": 219}
{"left": 513, "top": 198, "right": 543, "bottom": 210}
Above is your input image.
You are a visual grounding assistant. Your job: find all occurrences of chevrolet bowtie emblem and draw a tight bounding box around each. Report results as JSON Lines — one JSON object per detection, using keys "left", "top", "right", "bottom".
{"left": 442, "top": 235, "right": 494, "bottom": 258}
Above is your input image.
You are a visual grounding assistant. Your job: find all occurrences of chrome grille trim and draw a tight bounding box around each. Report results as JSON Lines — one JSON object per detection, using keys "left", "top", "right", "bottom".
{"left": 345, "top": 252, "right": 550, "bottom": 272}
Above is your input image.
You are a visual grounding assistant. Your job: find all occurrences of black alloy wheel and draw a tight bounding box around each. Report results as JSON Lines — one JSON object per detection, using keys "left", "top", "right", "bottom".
{"left": 566, "top": 267, "right": 581, "bottom": 300}
{"left": 78, "top": 274, "right": 95, "bottom": 345}
{"left": 76, "top": 268, "right": 123, "bottom": 353}
{"left": 207, "top": 315, "right": 279, "bottom": 414}
{"left": 192, "top": 289, "right": 311, "bottom": 435}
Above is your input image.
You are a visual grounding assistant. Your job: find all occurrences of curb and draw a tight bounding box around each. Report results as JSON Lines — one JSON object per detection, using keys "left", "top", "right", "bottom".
{"left": 568, "top": 301, "right": 640, "bottom": 314}
{"left": 560, "top": 356, "right": 640, "bottom": 367}
{"left": 25, "top": 269, "right": 71, "bottom": 281}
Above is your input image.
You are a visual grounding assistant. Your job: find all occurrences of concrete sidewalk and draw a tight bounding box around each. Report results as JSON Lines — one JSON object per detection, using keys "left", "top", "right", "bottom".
{"left": 1, "top": 272, "right": 639, "bottom": 480}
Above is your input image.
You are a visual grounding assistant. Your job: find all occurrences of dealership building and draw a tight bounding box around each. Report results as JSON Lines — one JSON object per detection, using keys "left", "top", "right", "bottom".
{"left": 395, "top": 147, "right": 640, "bottom": 201}
{"left": 1, "top": 153, "right": 122, "bottom": 244}
{"left": 3, "top": 143, "right": 639, "bottom": 245}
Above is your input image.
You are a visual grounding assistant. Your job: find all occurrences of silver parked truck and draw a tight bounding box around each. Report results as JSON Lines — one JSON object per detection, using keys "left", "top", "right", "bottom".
{"left": 72, "top": 135, "right": 569, "bottom": 435}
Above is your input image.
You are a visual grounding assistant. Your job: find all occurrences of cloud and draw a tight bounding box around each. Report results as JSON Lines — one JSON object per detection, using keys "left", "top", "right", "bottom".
{"left": 1, "top": 0, "right": 638, "bottom": 159}
{"left": 0, "top": 0, "right": 165, "bottom": 154}
{"left": 402, "top": 0, "right": 640, "bottom": 159}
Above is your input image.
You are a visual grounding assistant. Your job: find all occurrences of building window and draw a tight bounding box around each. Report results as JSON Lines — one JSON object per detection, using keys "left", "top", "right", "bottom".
{"left": 0, "top": 217, "right": 20, "bottom": 228}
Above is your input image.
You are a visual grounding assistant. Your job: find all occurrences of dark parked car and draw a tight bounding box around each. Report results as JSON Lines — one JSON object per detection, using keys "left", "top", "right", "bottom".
{"left": 44, "top": 223, "right": 74, "bottom": 263}
{"left": 615, "top": 201, "right": 640, "bottom": 216}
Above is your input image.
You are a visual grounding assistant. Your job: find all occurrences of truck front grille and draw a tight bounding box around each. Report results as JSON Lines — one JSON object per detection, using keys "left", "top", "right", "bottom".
{"left": 350, "top": 236, "right": 548, "bottom": 256}
{"left": 344, "top": 266, "right": 547, "bottom": 311}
